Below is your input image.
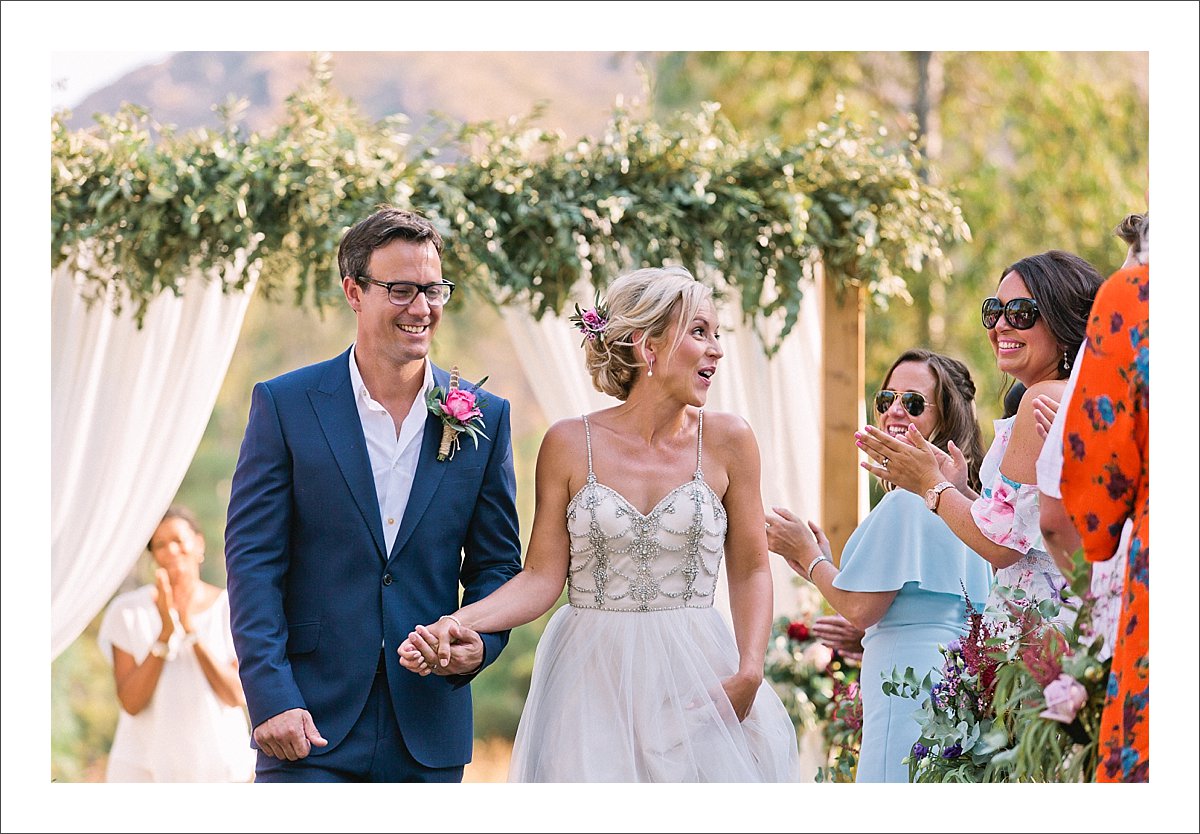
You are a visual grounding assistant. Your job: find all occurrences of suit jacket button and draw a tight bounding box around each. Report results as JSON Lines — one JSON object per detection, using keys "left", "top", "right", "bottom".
{"left": 382, "top": 573, "right": 393, "bottom": 586}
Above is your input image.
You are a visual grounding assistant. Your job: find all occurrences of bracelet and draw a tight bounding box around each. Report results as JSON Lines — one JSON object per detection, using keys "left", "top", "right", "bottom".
{"left": 438, "top": 614, "right": 464, "bottom": 628}
{"left": 805, "top": 554, "right": 832, "bottom": 580}
{"left": 182, "top": 632, "right": 198, "bottom": 648}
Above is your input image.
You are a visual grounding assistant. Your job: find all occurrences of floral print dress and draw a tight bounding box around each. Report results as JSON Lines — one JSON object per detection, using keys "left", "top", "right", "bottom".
{"left": 971, "top": 416, "right": 1071, "bottom": 627}
{"left": 1060, "top": 264, "right": 1149, "bottom": 783}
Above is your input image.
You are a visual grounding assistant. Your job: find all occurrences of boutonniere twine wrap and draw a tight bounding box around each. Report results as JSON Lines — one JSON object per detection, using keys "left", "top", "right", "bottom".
{"left": 569, "top": 294, "right": 609, "bottom": 347}
{"left": 427, "top": 365, "right": 490, "bottom": 461}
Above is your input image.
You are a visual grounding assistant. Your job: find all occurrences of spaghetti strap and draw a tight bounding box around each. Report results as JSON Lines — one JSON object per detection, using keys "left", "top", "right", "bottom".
{"left": 582, "top": 414, "right": 596, "bottom": 484}
{"left": 695, "top": 409, "right": 705, "bottom": 479}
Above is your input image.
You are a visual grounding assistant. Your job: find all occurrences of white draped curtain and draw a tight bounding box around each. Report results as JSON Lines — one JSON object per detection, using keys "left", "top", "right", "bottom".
{"left": 498, "top": 281, "right": 825, "bottom": 622}
{"left": 51, "top": 255, "right": 257, "bottom": 658}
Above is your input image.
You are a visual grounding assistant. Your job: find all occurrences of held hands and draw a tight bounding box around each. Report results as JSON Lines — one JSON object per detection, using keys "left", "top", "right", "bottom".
{"left": 398, "top": 617, "right": 484, "bottom": 677}
{"left": 856, "top": 424, "right": 946, "bottom": 494}
{"left": 1031, "top": 393, "right": 1060, "bottom": 440}
{"left": 253, "top": 707, "right": 328, "bottom": 761}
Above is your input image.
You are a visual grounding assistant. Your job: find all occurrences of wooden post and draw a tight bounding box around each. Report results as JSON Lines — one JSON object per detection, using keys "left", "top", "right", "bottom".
{"left": 820, "top": 265, "right": 866, "bottom": 564}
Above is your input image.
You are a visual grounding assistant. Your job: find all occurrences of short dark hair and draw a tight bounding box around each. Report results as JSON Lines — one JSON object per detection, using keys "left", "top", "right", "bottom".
{"left": 881, "top": 349, "right": 986, "bottom": 494}
{"left": 999, "top": 250, "right": 1104, "bottom": 379}
{"left": 338, "top": 205, "right": 444, "bottom": 289}
{"left": 149, "top": 505, "right": 202, "bottom": 550}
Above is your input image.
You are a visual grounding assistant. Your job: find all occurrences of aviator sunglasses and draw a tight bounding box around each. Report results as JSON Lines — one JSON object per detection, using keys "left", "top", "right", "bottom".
{"left": 981, "top": 296, "right": 1040, "bottom": 330}
{"left": 874, "top": 390, "right": 935, "bottom": 418}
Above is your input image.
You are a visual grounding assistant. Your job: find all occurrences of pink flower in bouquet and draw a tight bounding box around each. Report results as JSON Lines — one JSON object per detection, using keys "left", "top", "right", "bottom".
{"left": 1039, "top": 673, "right": 1088, "bottom": 724}
{"left": 441, "top": 389, "right": 482, "bottom": 422}
{"left": 787, "top": 621, "right": 810, "bottom": 641}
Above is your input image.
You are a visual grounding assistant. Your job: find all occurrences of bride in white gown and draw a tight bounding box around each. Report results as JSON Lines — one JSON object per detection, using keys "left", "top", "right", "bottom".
{"left": 400, "top": 265, "right": 799, "bottom": 781}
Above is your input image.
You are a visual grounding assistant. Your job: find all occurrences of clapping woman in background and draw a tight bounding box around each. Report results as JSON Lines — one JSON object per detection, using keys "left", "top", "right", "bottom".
{"left": 767, "top": 349, "right": 991, "bottom": 782}
{"left": 857, "top": 250, "right": 1103, "bottom": 623}
{"left": 98, "top": 506, "right": 254, "bottom": 781}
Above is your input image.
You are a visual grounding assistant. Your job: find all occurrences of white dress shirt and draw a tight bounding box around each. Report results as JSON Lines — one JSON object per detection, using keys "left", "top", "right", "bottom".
{"left": 348, "top": 347, "right": 434, "bottom": 555}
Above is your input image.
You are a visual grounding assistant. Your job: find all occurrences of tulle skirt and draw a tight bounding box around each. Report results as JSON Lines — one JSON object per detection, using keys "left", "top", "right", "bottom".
{"left": 508, "top": 604, "right": 800, "bottom": 782}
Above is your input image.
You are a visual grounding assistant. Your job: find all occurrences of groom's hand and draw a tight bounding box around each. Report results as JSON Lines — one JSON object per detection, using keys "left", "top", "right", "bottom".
{"left": 254, "top": 707, "right": 327, "bottom": 760}
{"left": 399, "top": 621, "right": 483, "bottom": 677}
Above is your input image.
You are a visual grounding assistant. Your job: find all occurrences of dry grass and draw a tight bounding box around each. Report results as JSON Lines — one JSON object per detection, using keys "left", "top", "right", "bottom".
{"left": 463, "top": 737, "right": 514, "bottom": 783}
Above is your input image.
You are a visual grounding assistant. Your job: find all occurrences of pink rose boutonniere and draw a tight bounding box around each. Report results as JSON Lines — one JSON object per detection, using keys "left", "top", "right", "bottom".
{"left": 426, "top": 365, "right": 489, "bottom": 461}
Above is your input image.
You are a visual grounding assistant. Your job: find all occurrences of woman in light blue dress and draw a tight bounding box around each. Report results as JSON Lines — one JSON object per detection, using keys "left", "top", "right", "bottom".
{"left": 767, "top": 349, "right": 991, "bottom": 782}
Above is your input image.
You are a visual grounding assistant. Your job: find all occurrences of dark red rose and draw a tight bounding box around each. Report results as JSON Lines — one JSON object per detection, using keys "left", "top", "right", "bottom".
{"left": 787, "top": 621, "right": 810, "bottom": 641}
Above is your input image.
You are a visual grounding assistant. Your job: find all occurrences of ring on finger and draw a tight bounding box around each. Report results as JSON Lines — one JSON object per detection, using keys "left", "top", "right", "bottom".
{"left": 881, "top": 456, "right": 890, "bottom": 470}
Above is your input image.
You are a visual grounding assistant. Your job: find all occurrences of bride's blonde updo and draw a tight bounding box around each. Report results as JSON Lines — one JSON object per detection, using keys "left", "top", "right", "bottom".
{"left": 583, "top": 265, "right": 711, "bottom": 400}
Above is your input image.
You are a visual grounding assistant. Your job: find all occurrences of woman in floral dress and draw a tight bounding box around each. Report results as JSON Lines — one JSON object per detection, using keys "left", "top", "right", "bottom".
{"left": 856, "top": 250, "right": 1103, "bottom": 623}
{"left": 1060, "top": 251, "right": 1150, "bottom": 783}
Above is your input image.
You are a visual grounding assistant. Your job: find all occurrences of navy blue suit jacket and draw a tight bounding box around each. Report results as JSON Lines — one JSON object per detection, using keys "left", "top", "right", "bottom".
{"left": 225, "top": 350, "right": 522, "bottom": 768}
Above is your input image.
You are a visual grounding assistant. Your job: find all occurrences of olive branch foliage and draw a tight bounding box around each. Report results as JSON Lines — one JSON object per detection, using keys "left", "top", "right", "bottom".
{"left": 52, "top": 56, "right": 968, "bottom": 353}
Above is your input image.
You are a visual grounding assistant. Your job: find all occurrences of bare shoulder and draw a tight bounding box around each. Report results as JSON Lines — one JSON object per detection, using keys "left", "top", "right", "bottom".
{"left": 1022, "top": 378, "right": 1067, "bottom": 404}
{"left": 540, "top": 417, "right": 586, "bottom": 458}
{"left": 700, "top": 410, "right": 757, "bottom": 450}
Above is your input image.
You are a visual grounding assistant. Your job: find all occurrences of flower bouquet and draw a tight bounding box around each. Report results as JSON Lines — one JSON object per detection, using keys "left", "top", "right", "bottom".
{"left": 884, "top": 551, "right": 1113, "bottom": 782}
{"left": 983, "top": 550, "right": 1112, "bottom": 782}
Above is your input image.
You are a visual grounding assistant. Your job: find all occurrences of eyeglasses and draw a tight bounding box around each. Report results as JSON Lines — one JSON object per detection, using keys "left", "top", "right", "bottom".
{"left": 359, "top": 277, "right": 455, "bottom": 307}
{"left": 874, "top": 389, "right": 935, "bottom": 418}
{"left": 981, "top": 296, "right": 1040, "bottom": 330}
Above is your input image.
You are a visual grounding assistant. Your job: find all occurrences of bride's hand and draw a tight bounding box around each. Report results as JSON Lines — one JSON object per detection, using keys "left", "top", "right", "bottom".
{"left": 398, "top": 617, "right": 457, "bottom": 676}
{"left": 720, "top": 671, "right": 761, "bottom": 722}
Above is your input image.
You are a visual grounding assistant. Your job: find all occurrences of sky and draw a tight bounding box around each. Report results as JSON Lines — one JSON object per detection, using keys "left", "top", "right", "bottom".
{"left": 50, "top": 50, "right": 172, "bottom": 111}
{"left": 8, "top": 1, "right": 1200, "bottom": 831}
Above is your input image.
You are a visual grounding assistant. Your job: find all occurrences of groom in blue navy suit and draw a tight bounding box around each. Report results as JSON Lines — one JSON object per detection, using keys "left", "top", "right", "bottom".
{"left": 225, "top": 206, "right": 522, "bottom": 781}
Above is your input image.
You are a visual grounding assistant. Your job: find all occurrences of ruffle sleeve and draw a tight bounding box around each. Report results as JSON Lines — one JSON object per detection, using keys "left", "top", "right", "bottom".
{"left": 97, "top": 585, "right": 157, "bottom": 665}
{"left": 970, "top": 471, "right": 1045, "bottom": 555}
{"left": 832, "top": 488, "right": 991, "bottom": 603}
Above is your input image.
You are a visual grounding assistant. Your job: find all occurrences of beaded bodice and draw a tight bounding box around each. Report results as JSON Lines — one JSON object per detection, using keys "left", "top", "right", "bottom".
{"left": 564, "top": 411, "right": 728, "bottom": 612}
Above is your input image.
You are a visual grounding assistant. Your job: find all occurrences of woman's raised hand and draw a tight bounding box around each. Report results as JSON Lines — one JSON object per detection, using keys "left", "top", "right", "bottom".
{"left": 152, "top": 568, "right": 176, "bottom": 641}
{"left": 856, "top": 424, "right": 943, "bottom": 494}
{"left": 1031, "top": 393, "right": 1060, "bottom": 440}
{"left": 765, "top": 506, "right": 817, "bottom": 572}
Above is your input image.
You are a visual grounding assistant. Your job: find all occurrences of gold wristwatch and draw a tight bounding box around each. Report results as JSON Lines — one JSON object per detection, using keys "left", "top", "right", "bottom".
{"left": 925, "top": 481, "right": 955, "bottom": 512}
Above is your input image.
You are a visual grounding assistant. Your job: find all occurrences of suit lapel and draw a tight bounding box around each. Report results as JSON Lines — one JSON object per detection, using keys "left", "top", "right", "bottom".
{"left": 309, "top": 350, "right": 387, "bottom": 562}
{"left": 388, "top": 365, "right": 450, "bottom": 562}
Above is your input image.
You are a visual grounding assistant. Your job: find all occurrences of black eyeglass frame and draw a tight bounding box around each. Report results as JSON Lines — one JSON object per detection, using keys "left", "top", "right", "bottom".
{"left": 981, "top": 296, "right": 1040, "bottom": 331}
{"left": 873, "top": 389, "right": 936, "bottom": 418}
{"left": 358, "top": 277, "right": 456, "bottom": 307}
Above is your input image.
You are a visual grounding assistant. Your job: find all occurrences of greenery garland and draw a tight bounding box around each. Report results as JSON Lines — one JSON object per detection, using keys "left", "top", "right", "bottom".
{"left": 51, "top": 57, "right": 968, "bottom": 352}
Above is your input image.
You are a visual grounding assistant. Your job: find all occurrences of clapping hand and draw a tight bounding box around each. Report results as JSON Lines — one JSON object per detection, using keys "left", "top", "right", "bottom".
{"left": 398, "top": 617, "right": 484, "bottom": 677}
{"left": 1031, "top": 393, "right": 1060, "bottom": 440}
{"left": 856, "top": 424, "right": 943, "bottom": 494}
{"left": 151, "top": 568, "right": 176, "bottom": 641}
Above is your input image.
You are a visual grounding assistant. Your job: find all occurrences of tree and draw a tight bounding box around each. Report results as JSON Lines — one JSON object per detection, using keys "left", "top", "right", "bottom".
{"left": 655, "top": 51, "right": 1148, "bottom": 414}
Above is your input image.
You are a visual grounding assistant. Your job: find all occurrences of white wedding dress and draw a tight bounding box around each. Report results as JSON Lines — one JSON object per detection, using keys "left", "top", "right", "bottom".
{"left": 508, "top": 411, "right": 800, "bottom": 782}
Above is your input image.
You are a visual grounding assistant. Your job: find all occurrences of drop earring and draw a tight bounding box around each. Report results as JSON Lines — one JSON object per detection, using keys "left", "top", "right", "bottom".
{"left": 1061, "top": 349, "right": 1071, "bottom": 372}
{"left": 647, "top": 357, "right": 654, "bottom": 378}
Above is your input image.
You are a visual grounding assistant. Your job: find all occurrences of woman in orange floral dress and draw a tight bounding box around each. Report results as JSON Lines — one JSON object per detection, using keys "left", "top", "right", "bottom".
{"left": 1060, "top": 224, "right": 1149, "bottom": 783}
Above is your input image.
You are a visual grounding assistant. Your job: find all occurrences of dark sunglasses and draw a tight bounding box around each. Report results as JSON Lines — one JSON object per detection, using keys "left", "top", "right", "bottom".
{"left": 874, "top": 389, "right": 935, "bottom": 417}
{"left": 981, "top": 296, "right": 1040, "bottom": 330}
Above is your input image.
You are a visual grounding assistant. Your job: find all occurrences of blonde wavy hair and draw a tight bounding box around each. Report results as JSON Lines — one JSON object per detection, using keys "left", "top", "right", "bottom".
{"left": 583, "top": 265, "right": 711, "bottom": 400}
